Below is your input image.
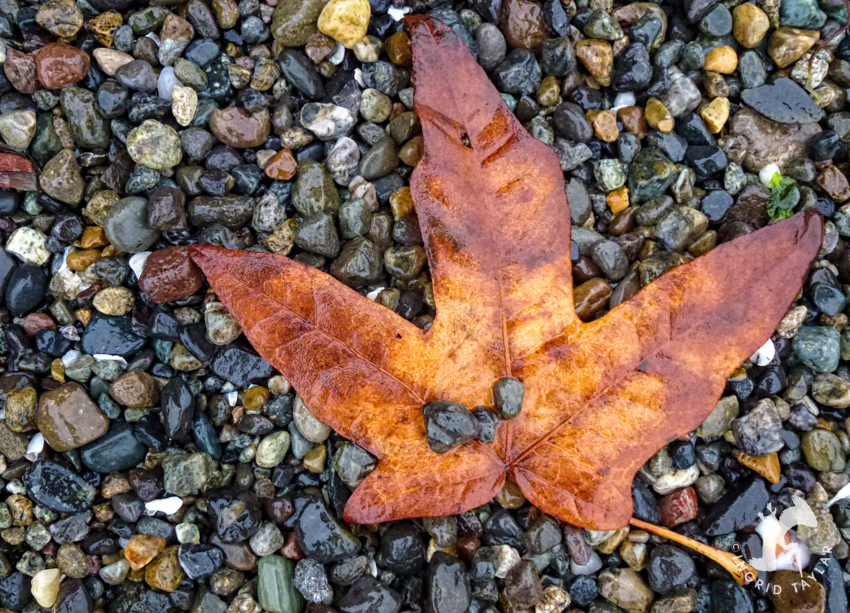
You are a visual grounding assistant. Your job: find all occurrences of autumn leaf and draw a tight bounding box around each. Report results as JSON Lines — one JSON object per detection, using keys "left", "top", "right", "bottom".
{"left": 190, "top": 17, "right": 823, "bottom": 530}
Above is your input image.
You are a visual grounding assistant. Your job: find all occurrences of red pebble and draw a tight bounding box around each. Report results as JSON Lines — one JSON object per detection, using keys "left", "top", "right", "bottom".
{"left": 34, "top": 43, "right": 90, "bottom": 89}
{"left": 139, "top": 246, "right": 204, "bottom": 304}
{"left": 658, "top": 486, "right": 699, "bottom": 528}
{"left": 281, "top": 531, "right": 303, "bottom": 560}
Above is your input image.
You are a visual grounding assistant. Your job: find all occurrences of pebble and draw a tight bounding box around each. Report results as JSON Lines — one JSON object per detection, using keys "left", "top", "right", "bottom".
{"left": 318, "top": 0, "right": 370, "bottom": 48}
{"left": 26, "top": 460, "right": 96, "bottom": 512}
{"left": 575, "top": 39, "right": 613, "bottom": 86}
{"left": 139, "top": 246, "right": 203, "bottom": 303}
{"left": 423, "top": 400, "right": 479, "bottom": 453}
{"left": 598, "top": 568, "right": 653, "bottom": 613}
{"left": 30, "top": 568, "right": 60, "bottom": 608}
{"left": 104, "top": 197, "right": 160, "bottom": 253}
{"left": 258, "top": 556, "right": 301, "bottom": 613}
{"left": 6, "top": 227, "right": 50, "bottom": 265}
{"left": 34, "top": 43, "right": 89, "bottom": 89}
{"left": 80, "top": 420, "right": 147, "bottom": 473}
{"left": 210, "top": 107, "right": 271, "bottom": 148}
{"left": 125, "top": 534, "right": 166, "bottom": 570}
{"left": 702, "top": 477, "right": 769, "bottom": 535}
{"left": 36, "top": 382, "right": 109, "bottom": 452}
{"left": 127, "top": 120, "right": 183, "bottom": 169}
{"left": 146, "top": 546, "right": 185, "bottom": 592}
{"left": 162, "top": 452, "right": 214, "bottom": 496}
{"left": 39, "top": 149, "right": 83, "bottom": 205}
{"left": 768, "top": 27, "right": 820, "bottom": 68}
{"left": 92, "top": 48, "right": 133, "bottom": 76}
{"left": 293, "top": 396, "right": 331, "bottom": 443}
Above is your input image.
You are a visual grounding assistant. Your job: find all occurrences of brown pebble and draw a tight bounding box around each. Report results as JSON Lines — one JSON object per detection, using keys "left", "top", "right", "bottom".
{"left": 65, "top": 249, "right": 101, "bottom": 271}
{"left": 109, "top": 371, "right": 161, "bottom": 408}
{"left": 138, "top": 246, "right": 204, "bottom": 304}
{"left": 587, "top": 109, "right": 619, "bottom": 143}
{"left": 817, "top": 165, "right": 850, "bottom": 202}
{"left": 145, "top": 546, "right": 184, "bottom": 592}
{"left": 617, "top": 106, "right": 648, "bottom": 139}
{"left": 80, "top": 226, "right": 108, "bottom": 249}
{"left": 36, "top": 382, "right": 110, "bottom": 452}
{"left": 574, "top": 278, "right": 612, "bottom": 321}
{"left": 209, "top": 107, "right": 271, "bottom": 148}
{"left": 499, "top": 0, "right": 548, "bottom": 52}
{"left": 23, "top": 313, "right": 56, "bottom": 336}
{"left": 264, "top": 149, "right": 298, "bottom": 180}
{"left": 33, "top": 43, "right": 90, "bottom": 89}
{"left": 126, "top": 535, "right": 167, "bottom": 571}
{"left": 386, "top": 31, "right": 412, "bottom": 66}
{"left": 4, "top": 49, "right": 37, "bottom": 95}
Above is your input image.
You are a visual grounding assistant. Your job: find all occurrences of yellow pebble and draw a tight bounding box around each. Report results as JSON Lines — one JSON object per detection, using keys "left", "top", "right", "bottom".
{"left": 318, "top": 0, "right": 371, "bottom": 48}
{"left": 644, "top": 98, "right": 674, "bottom": 132}
{"left": 703, "top": 45, "right": 738, "bottom": 74}
{"left": 735, "top": 451, "right": 781, "bottom": 484}
{"left": 700, "top": 96, "right": 730, "bottom": 133}
{"left": 587, "top": 109, "right": 620, "bottom": 143}
{"left": 607, "top": 187, "right": 630, "bottom": 214}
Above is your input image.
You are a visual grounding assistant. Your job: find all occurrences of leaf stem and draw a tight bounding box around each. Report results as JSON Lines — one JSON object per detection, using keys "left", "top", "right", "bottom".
{"left": 629, "top": 518, "right": 757, "bottom": 585}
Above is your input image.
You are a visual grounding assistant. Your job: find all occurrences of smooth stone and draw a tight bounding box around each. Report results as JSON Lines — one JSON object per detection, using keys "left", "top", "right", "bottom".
{"left": 209, "top": 107, "right": 270, "bottom": 148}
{"left": 0, "top": 110, "right": 35, "bottom": 152}
{"left": 127, "top": 120, "right": 183, "bottom": 169}
{"left": 81, "top": 312, "right": 146, "bottom": 357}
{"left": 25, "top": 461, "right": 96, "bottom": 513}
{"left": 61, "top": 87, "right": 111, "bottom": 149}
{"left": 104, "top": 197, "right": 160, "bottom": 253}
{"left": 34, "top": 43, "right": 89, "bottom": 89}
{"left": 296, "top": 498, "right": 360, "bottom": 563}
{"left": 139, "top": 246, "right": 203, "bottom": 303}
{"left": 741, "top": 77, "right": 824, "bottom": 124}
{"left": 80, "top": 420, "right": 147, "bottom": 473}
{"left": 271, "top": 0, "right": 328, "bottom": 46}
{"left": 39, "top": 149, "right": 83, "bottom": 205}
{"left": 258, "top": 556, "right": 303, "bottom": 613}
{"left": 278, "top": 49, "right": 324, "bottom": 100}
{"left": 5, "top": 264, "right": 47, "bottom": 316}
{"left": 36, "top": 382, "right": 109, "bottom": 452}
{"left": 93, "top": 48, "right": 133, "bottom": 76}
{"left": 701, "top": 477, "right": 769, "bottom": 535}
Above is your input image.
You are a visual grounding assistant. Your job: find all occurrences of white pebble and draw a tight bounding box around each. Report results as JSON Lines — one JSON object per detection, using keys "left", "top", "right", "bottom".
{"left": 61, "top": 350, "right": 81, "bottom": 367}
{"left": 388, "top": 6, "right": 411, "bottom": 20}
{"left": 366, "top": 287, "right": 385, "bottom": 301}
{"left": 494, "top": 544, "right": 521, "bottom": 578}
{"left": 145, "top": 497, "right": 183, "bottom": 516}
{"left": 157, "top": 66, "right": 178, "bottom": 101}
{"left": 6, "top": 227, "right": 50, "bottom": 265}
{"left": 570, "top": 551, "right": 603, "bottom": 576}
{"left": 759, "top": 163, "right": 781, "bottom": 188}
{"left": 25, "top": 433, "right": 44, "bottom": 459}
{"left": 31, "top": 569, "right": 61, "bottom": 608}
{"left": 611, "top": 92, "right": 636, "bottom": 112}
{"left": 128, "top": 251, "right": 151, "bottom": 279}
{"left": 93, "top": 354, "right": 128, "bottom": 366}
{"left": 651, "top": 464, "right": 700, "bottom": 495}
{"left": 329, "top": 43, "right": 346, "bottom": 65}
{"left": 226, "top": 391, "right": 239, "bottom": 407}
{"left": 749, "top": 339, "right": 776, "bottom": 366}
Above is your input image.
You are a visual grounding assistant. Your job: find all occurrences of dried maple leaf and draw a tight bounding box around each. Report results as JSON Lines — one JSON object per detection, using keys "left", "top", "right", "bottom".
{"left": 190, "top": 17, "right": 823, "bottom": 530}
